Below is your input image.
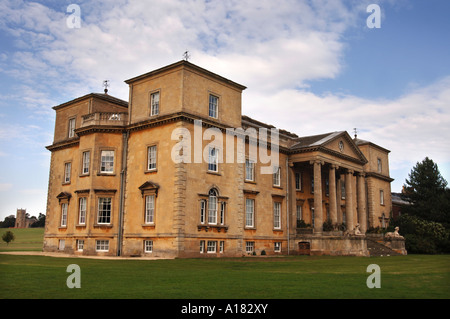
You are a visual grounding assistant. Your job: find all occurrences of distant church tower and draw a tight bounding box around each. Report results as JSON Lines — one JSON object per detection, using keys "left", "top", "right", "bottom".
{"left": 15, "top": 209, "right": 27, "bottom": 228}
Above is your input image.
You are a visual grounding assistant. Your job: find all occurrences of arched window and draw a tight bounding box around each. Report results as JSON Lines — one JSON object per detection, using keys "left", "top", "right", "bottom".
{"left": 208, "top": 188, "right": 218, "bottom": 224}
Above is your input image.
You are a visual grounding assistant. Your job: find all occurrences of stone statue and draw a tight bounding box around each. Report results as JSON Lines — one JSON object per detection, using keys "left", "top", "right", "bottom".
{"left": 385, "top": 226, "right": 404, "bottom": 239}
{"left": 353, "top": 224, "right": 364, "bottom": 236}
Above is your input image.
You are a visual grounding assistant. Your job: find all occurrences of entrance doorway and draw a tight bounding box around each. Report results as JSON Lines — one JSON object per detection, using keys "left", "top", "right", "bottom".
{"left": 298, "top": 241, "right": 310, "bottom": 255}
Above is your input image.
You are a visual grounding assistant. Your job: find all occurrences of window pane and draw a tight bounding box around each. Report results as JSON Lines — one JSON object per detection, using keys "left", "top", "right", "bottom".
{"left": 148, "top": 145, "right": 157, "bottom": 170}
{"left": 208, "top": 189, "right": 217, "bottom": 224}
{"left": 101, "top": 151, "right": 114, "bottom": 173}
{"left": 82, "top": 151, "right": 90, "bottom": 174}
{"left": 208, "top": 147, "right": 218, "bottom": 172}
{"left": 151, "top": 92, "right": 159, "bottom": 116}
{"left": 98, "top": 198, "right": 111, "bottom": 224}
{"left": 79, "top": 197, "right": 86, "bottom": 224}
{"left": 209, "top": 95, "right": 218, "bottom": 118}
{"left": 274, "top": 202, "right": 281, "bottom": 229}
{"left": 245, "top": 199, "right": 254, "bottom": 227}
{"left": 145, "top": 195, "right": 154, "bottom": 224}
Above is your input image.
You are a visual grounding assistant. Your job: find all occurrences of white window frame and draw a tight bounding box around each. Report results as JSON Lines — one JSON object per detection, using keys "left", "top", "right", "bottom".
{"left": 245, "top": 198, "right": 254, "bottom": 228}
{"left": 145, "top": 195, "right": 155, "bottom": 224}
{"left": 100, "top": 150, "right": 114, "bottom": 174}
{"left": 95, "top": 240, "right": 109, "bottom": 252}
{"left": 200, "top": 200, "right": 206, "bottom": 224}
{"left": 209, "top": 94, "right": 218, "bottom": 118}
{"left": 245, "top": 159, "right": 255, "bottom": 181}
{"left": 207, "top": 241, "right": 217, "bottom": 253}
{"left": 78, "top": 197, "right": 86, "bottom": 225}
{"left": 97, "top": 197, "right": 112, "bottom": 224}
{"left": 147, "top": 145, "right": 157, "bottom": 171}
{"left": 274, "top": 242, "right": 281, "bottom": 252}
{"left": 150, "top": 91, "right": 160, "bottom": 116}
{"left": 82, "top": 151, "right": 90, "bottom": 175}
{"left": 77, "top": 239, "right": 84, "bottom": 251}
{"left": 144, "top": 240, "right": 153, "bottom": 253}
{"left": 273, "top": 166, "right": 280, "bottom": 186}
{"left": 220, "top": 202, "right": 226, "bottom": 225}
{"left": 200, "top": 240, "right": 205, "bottom": 253}
{"left": 273, "top": 202, "right": 281, "bottom": 229}
{"left": 380, "top": 189, "right": 384, "bottom": 205}
{"left": 68, "top": 118, "right": 76, "bottom": 138}
{"left": 208, "top": 189, "right": 218, "bottom": 225}
{"left": 208, "top": 147, "right": 218, "bottom": 172}
{"left": 219, "top": 241, "right": 224, "bottom": 253}
{"left": 60, "top": 203, "right": 68, "bottom": 227}
{"left": 245, "top": 241, "right": 254, "bottom": 254}
{"left": 64, "top": 162, "right": 71, "bottom": 183}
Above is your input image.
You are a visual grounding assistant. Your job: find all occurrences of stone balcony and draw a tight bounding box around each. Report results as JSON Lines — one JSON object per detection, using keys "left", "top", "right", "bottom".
{"left": 81, "top": 112, "right": 128, "bottom": 128}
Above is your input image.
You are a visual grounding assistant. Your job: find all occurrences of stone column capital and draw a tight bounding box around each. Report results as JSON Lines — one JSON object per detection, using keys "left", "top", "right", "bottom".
{"left": 346, "top": 169, "right": 354, "bottom": 175}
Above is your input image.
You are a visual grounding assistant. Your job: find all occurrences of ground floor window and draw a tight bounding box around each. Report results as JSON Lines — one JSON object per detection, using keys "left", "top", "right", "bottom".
{"left": 246, "top": 241, "right": 254, "bottom": 254}
{"left": 77, "top": 240, "right": 84, "bottom": 251}
{"left": 207, "top": 241, "right": 217, "bottom": 253}
{"left": 58, "top": 239, "right": 65, "bottom": 251}
{"left": 96, "top": 240, "right": 109, "bottom": 252}
{"left": 274, "top": 242, "right": 281, "bottom": 252}
{"left": 144, "top": 240, "right": 153, "bottom": 253}
{"left": 200, "top": 240, "right": 205, "bottom": 253}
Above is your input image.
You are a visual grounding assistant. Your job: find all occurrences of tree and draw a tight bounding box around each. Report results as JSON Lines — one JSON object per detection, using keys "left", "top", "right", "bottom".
{"left": 402, "top": 157, "right": 450, "bottom": 227}
{"left": 31, "top": 213, "right": 46, "bottom": 228}
{"left": 2, "top": 231, "right": 15, "bottom": 246}
{"left": 0, "top": 215, "right": 16, "bottom": 228}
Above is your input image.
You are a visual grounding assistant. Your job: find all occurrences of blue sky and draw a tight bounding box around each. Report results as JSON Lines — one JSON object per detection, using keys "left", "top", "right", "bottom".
{"left": 0, "top": 0, "right": 449, "bottom": 220}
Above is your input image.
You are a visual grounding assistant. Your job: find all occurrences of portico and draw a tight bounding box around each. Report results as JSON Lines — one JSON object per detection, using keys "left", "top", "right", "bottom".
{"left": 287, "top": 131, "right": 370, "bottom": 255}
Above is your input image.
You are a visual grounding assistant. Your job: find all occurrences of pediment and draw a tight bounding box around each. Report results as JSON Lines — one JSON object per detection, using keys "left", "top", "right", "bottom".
{"left": 320, "top": 132, "right": 367, "bottom": 163}
{"left": 290, "top": 131, "right": 367, "bottom": 164}
{"left": 56, "top": 192, "right": 72, "bottom": 202}
{"left": 138, "top": 181, "right": 160, "bottom": 197}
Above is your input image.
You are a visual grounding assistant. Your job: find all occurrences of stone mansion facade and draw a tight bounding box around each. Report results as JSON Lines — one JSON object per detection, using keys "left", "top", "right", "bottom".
{"left": 43, "top": 60, "right": 393, "bottom": 257}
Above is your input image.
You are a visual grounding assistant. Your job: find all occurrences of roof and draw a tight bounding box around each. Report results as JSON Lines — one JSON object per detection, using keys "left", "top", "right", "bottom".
{"left": 290, "top": 131, "right": 345, "bottom": 149}
{"left": 52, "top": 93, "right": 128, "bottom": 110}
{"left": 354, "top": 137, "right": 390, "bottom": 153}
{"left": 124, "top": 60, "right": 247, "bottom": 91}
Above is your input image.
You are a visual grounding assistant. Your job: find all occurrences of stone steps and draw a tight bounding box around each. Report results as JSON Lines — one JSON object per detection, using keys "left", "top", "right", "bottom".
{"left": 366, "top": 238, "right": 402, "bottom": 257}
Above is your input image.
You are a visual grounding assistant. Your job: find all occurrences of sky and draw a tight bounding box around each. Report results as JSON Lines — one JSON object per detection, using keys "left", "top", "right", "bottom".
{"left": 0, "top": 0, "right": 449, "bottom": 220}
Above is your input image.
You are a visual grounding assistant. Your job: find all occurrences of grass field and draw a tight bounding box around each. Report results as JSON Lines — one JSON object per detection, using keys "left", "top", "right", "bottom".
{"left": 0, "top": 228, "right": 449, "bottom": 299}
{"left": 0, "top": 228, "right": 44, "bottom": 252}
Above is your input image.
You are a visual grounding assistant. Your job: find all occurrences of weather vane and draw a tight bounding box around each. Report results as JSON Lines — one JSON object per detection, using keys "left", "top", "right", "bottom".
{"left": 103, "top": 80, "right": 109, "bottom": 94}
{"left": 353, "top": 128, "right": 358, "bottom": 139}
{"left": 183, "top": 50, "right": 190, "bottom": 61}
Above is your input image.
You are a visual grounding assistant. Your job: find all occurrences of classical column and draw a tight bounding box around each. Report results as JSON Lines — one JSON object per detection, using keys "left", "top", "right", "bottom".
{"left": 357, "top": 172, "right": 367, "bottom": 234}
{"left": 345, "top": 169, "right": 354, "bottom": 232}
{"left": 312, "top": 160, "right": 323, "bottom": 234}
{"left": 328, "top": 164, "right": 338, "bottom": 226}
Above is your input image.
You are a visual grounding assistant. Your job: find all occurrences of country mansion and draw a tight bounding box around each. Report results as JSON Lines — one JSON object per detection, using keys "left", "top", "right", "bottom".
{"left": 43, "top": 60, "right": 394, "bottom": 257}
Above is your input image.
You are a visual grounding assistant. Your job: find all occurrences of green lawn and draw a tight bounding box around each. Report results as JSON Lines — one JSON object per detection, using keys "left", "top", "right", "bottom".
{"left": 0, "top": 228, "right": 44, "bottom": 252}
{"left": 0, "top": 254, "right": 449, "bottom": 299}
{"left": 1, "top": 229, "right": 449, "bottom": 299}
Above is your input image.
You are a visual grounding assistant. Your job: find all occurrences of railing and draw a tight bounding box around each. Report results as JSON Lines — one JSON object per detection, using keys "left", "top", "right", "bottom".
{"left": 81, "top": 112, "right": 128, "bottom": 127}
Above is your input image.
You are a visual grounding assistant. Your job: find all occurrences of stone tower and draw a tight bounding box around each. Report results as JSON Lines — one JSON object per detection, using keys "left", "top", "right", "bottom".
{"left": 15, "top": 209, "right": 26, "bottom": 228}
